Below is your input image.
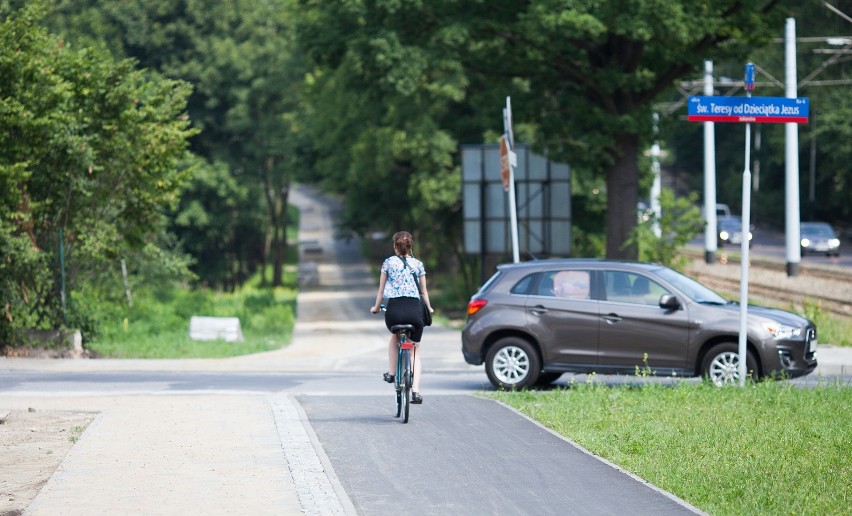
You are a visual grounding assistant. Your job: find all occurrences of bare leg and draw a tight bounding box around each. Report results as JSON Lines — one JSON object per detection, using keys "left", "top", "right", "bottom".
{"left": 387, "top": 334, "right": 398, "bottom": 377}
{"left": 412, "top": 342, "right": 422, "bottom": 392}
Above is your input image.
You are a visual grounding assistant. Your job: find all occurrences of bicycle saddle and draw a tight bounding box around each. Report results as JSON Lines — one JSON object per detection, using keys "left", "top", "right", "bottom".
{"left": 390, "top": 324, "right": 415, "bottom": 333}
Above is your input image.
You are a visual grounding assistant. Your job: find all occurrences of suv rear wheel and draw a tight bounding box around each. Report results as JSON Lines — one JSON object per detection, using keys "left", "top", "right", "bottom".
{"left": 485, "top": 337, "right": 541, "bottom": 390}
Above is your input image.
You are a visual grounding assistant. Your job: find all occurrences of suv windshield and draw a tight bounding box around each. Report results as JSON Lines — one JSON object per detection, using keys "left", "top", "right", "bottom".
{"left": 802, "top": 223, "right": 834, "bottom": 237}
{"left": 654, "top": 266, "right": 729, "bottom": 305}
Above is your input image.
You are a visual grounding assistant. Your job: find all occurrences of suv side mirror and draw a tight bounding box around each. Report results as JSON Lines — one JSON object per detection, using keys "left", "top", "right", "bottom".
{"left": 659, "top": 294, "right": 680, "bottom": 310}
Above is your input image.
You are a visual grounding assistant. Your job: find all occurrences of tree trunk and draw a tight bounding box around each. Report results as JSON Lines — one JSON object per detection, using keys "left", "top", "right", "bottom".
{"left": 261, "top": 158, "right": 290, "bottom": 288}
{"left": 605, "top": 134, "right": 640, "bottom": 260}
{"left": 260, "top": 225, "right": 270, "bottom": 287}
{"left": 272, "top": 183, "right": 289, "bottom": 287}
{"left": 262, "top": 169, "right": 275, "bottom": 286}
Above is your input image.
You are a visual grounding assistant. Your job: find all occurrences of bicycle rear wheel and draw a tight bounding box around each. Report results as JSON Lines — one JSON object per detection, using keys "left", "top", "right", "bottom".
{"left": 394, "top": 345, "right": 404, "bottom": 418}
{"left": 402, "top": 350, "right": 411, "bottom": 423}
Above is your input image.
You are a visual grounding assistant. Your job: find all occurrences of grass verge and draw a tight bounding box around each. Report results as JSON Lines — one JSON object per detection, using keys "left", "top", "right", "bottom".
{"left": 86, "top": 207, "right": 299, "bottom": 359}
{"left": 489, "top": 381, "right": 851, "bottom": 515}
{"left": 88, "top": 285, "right": 297, "bottom": 358}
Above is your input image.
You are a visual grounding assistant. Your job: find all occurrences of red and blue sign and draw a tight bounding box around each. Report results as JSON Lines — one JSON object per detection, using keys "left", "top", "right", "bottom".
{"left": 744, "top": 63, "right": 755, "bottom": 92}
{"left": 688, "top": 96, "right": 809, "bottom": 124}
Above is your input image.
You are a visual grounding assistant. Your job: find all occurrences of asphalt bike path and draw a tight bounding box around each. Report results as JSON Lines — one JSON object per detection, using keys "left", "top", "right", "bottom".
{"left": 271, "top": 185, "right": 699, "bottom": 514}
{"left": 298, "top": 394, "right": 697, "bottom": 515}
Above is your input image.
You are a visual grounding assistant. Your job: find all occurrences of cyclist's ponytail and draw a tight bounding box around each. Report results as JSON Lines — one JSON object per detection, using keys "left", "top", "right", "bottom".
{"left": 393, "top": 231, "right": 413, "bottom": 256}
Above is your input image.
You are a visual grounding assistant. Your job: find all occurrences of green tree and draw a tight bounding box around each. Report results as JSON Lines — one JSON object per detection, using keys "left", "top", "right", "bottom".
{"left": 457, "top": 1, "right": 788, "bottom": 259}
{"left": 295, "top": 0, "right": 789, "bottom": 270}
{"left": 809, "top": 86, "right": 852, "bottom": 225}
{"left": 44, "top": 0, "right": 308, "bottom": 287}
{"left": 0, "top": 4, "right": 195, "bottom": 341}
{"left": 630, "top": 189, "right": 705, "bottom": 270}
{"left": 296, "top": 0, "right": 469, "bottom": 279}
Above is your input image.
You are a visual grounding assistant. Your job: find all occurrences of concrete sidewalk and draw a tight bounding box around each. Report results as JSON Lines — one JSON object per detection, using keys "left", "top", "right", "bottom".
{"left": 18, "top": 395, "right": 309, "bottom": 515}
{"left": 811, "top": 344, "right": 852, "bottom": 376}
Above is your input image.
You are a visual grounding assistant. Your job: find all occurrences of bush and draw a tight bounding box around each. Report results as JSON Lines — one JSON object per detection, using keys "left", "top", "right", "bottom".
{"left": 629, "top": 189, "right": 704, "bottom": 270}
{"left": 86, "top": 283, "right": 296, "bottom": 358}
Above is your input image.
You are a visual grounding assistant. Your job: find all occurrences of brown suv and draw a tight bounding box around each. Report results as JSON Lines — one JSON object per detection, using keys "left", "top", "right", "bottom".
{"left": 461, "top": 260, "right": 817, "bottom": 389}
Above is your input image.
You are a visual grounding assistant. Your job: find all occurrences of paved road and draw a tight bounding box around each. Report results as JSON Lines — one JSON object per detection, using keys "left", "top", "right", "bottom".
{"left": 689, "top": 226, "right": 851, "bottom": 268}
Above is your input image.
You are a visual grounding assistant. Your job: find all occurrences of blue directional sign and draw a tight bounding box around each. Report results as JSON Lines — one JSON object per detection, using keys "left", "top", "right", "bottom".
{"left": 688, "top": 96, "right": 809, "bottom": 124}
{"left": 744, "top": 63, "right": 755, "bottom": 92}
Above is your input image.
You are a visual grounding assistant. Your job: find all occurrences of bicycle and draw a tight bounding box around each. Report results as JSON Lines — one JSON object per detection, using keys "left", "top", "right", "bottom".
{"left": 376, "top": 304, "right": 418, "bottom": 423}
{"left": 391, "top": 323, "right": 416, "bottom": 423}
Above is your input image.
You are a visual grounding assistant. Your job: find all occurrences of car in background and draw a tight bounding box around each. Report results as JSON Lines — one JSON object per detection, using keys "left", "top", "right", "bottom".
{"left": 702, "top": 203, "right": 731, "bottom": 219}
{"left": 800, "top": 222, "right": 841, "bottom": 257}
{"left": 717, "top": 215, "right": 752, "bottom": 247}
{"left": 461, "top": 260, "right": 817, "bottom": 389}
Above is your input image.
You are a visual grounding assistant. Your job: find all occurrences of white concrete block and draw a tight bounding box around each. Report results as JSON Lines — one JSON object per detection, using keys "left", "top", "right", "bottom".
{"left": 188, "top": 316, "right": 244, "bottom": 342}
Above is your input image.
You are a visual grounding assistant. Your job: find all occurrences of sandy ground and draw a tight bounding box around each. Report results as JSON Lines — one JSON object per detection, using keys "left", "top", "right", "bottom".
{"left": 0, "top": 408, "right": 95, "bottom": 515}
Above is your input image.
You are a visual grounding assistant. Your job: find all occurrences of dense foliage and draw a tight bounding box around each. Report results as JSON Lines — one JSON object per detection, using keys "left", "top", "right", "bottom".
{"left": 42, "top": 0, "right": 307, "bottom": 288}
{"left": 1, "top": 4, "right": 195, "bottom": 343}
{"left": 2, "top": 1, "right": 849, "bottom": 344}
{"left": 294, "top": 0, "right": 792, "bottom": 264}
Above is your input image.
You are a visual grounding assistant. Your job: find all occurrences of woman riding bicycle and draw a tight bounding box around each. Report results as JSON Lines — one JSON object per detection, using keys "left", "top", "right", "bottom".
{"left": 370, "top": 231, "right": 434, "bottom": 404}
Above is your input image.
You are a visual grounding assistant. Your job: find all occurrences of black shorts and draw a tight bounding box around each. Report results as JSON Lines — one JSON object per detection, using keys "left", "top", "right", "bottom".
{"left": 384, "top": 297, "right": 424, "bottom": 342}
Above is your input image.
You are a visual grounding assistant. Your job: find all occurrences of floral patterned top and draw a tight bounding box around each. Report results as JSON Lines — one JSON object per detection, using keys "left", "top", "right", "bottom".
{"left": 381, "top": 255, "right": 426, "bottom": 299}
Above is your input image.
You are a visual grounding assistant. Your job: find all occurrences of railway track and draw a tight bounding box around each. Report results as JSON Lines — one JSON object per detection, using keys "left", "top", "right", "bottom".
{"left": 684, "top": 254, "right": 851, "bottom": 319}
{"left": 693, "top": 274, "right": 850, "bottom": 318}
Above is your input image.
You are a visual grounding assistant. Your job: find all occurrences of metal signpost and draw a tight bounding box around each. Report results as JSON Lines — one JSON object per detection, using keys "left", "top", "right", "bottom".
{"left": 460, "top": 143, "right": 571, "bottom": 283}
{"left": 502, "top": 97, "right": 520, "bottom": 263}
{"left": 703, "top": 61, "right": 717, "bottom": 265}
{"left": 687, "top": 64, "right": 809, "bottom": 386}
{"left": 739, "top": 63, "right": 755, "bottom": 388}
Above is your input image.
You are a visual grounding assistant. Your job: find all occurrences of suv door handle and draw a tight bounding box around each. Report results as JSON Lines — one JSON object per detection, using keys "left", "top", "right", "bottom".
{"left": 602, "top": 313, "right": 622, "bottom": 324}
{"left": 529, "top": 305, "right": 548, "bottom": 315}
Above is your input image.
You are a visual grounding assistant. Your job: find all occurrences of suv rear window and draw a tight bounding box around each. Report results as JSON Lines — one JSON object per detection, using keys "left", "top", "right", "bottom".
{"left": 513, "top": 270, "right": 592, "bottom": 299}
{"left": 477, "top": 270, "right": 504, "bottom": 295}
{"left": 510, "top": 273, "right": 537, "bottom": 295}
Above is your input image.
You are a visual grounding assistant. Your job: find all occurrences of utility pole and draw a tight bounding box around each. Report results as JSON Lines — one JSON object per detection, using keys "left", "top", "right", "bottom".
{"left": 651, "top": 113, "right": 662, "bottom": 237}
{"left": 703, "top": 60, "right": 717, "bottom": 264}
{"left": 784, "top": 18, "right": 802, "bottom": 277}
{"left": 738, "top": 62, "right": 755, "bottom": 387}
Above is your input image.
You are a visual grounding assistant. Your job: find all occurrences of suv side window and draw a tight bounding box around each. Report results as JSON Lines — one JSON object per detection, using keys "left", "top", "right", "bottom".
{"left": 605, "top": 271, "right": 668, "bottom": 305}
{"left": 535, "top": 270, "right": 591, "bottom": 299}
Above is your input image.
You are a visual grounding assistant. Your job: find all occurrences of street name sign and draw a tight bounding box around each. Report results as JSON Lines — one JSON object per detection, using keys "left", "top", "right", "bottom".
{"left": 688, "top": 95, "right": 809, "bottom": 124}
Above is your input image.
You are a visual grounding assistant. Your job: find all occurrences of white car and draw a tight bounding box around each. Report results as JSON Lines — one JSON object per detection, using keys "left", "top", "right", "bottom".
{"left": 717, "top": 216, "right": 752, "bottom": 247}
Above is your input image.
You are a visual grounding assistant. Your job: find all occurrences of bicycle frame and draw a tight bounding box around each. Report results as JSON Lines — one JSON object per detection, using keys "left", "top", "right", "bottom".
{"left": 392, "top": 325, "right": 415, "bottom": 423}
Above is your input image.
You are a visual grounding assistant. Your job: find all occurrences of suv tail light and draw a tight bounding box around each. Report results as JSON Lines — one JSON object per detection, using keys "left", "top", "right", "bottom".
{"left": 467, "top": 299, "right": 487, "bottom": 316}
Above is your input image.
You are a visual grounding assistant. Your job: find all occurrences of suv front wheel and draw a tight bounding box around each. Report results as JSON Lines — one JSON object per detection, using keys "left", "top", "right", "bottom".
{"left": 485, "top": 337, "right": 541, "bottom": 390}
{"left": 701, "top": 342, "right": 759, "bottom": 386}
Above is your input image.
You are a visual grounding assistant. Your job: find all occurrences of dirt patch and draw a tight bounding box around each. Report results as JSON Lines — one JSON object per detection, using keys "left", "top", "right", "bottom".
{"left": 0, "top": 346, "right": 94, "bottom": 359}
{"left": 0, "top": 408, "right": 95, "bottom": 515}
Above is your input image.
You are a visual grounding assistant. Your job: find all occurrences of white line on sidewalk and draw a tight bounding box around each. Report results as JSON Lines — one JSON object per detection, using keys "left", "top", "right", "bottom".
{"left": 269, "top": 394, "right": 357, "bottom": 516}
